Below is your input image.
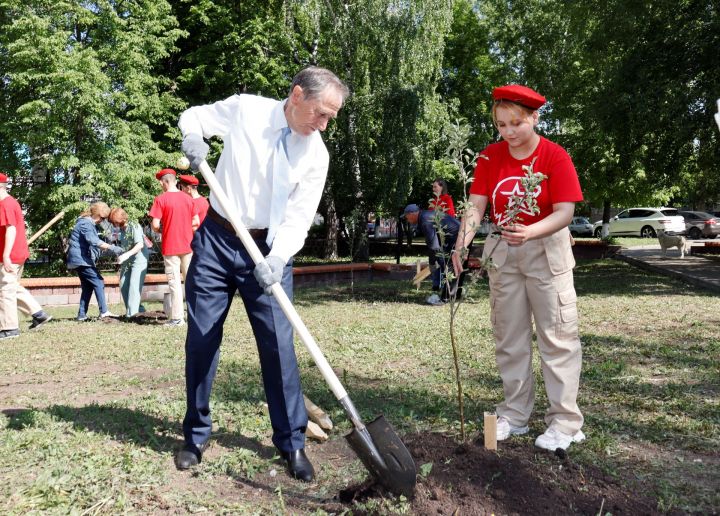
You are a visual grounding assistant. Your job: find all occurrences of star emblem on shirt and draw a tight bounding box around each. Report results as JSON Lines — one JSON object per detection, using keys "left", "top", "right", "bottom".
{"left": 492, "top": 176, "right": 543, "bottom": 226}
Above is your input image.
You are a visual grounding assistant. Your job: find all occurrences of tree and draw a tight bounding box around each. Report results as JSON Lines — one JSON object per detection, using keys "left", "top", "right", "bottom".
{"left": 0, "top": 0, "right": 184, "bottom": 261}
{"left": 294, "top": 0, "right": 455, "bottom": 259}
{"left": 481, "top": 0, "right": 720, "bottom": 224}
{"left": 440, "top": 0, "right": 500, "bottom": 157}
{"left": 167, "top": 0, "right": 295, "bottom": 105}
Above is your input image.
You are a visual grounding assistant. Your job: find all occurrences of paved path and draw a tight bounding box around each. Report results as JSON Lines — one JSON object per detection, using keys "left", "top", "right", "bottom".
{"left": 617, "top": 244, "right": 720, "bottom": 294}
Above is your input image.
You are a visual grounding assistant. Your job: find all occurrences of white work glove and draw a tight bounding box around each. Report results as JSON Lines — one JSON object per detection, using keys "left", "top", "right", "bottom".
{"left": 181, "top": 133, "right": 209, "bottom": 170}
{"left": 253, "top": 256, "right": 285, "bottom": 295}
{"left": 117, "top": 252, "right": 132, "bottom": 265}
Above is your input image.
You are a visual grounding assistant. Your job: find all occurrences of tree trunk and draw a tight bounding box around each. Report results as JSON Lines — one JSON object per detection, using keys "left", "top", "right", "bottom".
{"left": 602, "top": 199, "right": 612, "bottom": 238}
{"left": 324, "top": 196, "right": 339, "bottom": 260}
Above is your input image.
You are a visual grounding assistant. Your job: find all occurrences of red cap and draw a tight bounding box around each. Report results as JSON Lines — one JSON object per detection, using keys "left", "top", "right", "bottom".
{"left": 492, "top": 85, "right": 546, "bottom": 110}
{"left": 178, "top": 174, "right": 199, "bottom": 186}
{"left": 0, "top": 173, "right": 7, "bottom": 183}
{"left": 155, "top": 168, "right": 176, "bottom": 180}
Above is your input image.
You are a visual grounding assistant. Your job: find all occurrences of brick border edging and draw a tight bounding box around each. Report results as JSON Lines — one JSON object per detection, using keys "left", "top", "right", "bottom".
{"left": 20, "top": 263, "right": 416, "bottom": 307}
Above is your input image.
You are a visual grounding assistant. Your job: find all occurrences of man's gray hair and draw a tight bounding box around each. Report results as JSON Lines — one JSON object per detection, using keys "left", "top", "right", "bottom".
{"left": 289, "top": 66, "right": 349, "bottom": 102}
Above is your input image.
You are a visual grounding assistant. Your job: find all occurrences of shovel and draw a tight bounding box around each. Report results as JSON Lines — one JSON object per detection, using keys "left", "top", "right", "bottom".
{"left": 197, "top": 161, "right": 417, "bottom": 497}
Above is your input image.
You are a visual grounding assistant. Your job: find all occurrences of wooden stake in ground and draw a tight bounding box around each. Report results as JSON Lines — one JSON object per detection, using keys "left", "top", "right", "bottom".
{"left": 411, "top": 260, "right": 431, "bottom": 289}
{"left": 27, "top": 210, "right": 66, "bottom": 245}
{"left": 484, "top": 412, "right": 497, "bottom": 450}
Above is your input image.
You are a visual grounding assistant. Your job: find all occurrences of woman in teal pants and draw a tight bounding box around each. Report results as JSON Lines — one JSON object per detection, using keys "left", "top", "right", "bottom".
{"left": 109, "top": 208, "right": 150, "bottom": 317}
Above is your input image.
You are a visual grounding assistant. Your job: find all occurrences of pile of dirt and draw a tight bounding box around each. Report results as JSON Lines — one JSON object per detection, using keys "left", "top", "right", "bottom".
{"left": 304, "top": 432, "right": 661, "bottom": 515}
{"left": 401, "top": 432, "right": 658, "bottom": 515}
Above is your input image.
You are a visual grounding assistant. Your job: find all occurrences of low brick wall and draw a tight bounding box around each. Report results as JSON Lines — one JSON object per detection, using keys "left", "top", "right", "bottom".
{"left": 20, "top": 263, "right": 416, "bottom": 307}
{"left": 20, "top": 273, "right": 170, "bottom": 307}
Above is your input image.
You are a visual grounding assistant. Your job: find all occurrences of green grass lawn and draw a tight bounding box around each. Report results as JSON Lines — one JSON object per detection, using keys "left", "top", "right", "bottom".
{"left": 1, "top": 259, "right": 718, "bottom": 513}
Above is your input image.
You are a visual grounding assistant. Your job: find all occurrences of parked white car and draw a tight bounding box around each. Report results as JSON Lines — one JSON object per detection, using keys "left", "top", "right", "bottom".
{"left": 593, "top": 208, "right": 686, "bottom": 238}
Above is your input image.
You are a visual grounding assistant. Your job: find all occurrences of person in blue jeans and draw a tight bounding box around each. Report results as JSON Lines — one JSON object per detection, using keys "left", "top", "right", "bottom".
{"left": 66, "top": 202, "right": 123, "bottom": 321}
{"left": 403, "top": 203, "right": 460, "bottom": 304}
{"left": 108, "top": 207, "right": 150, "bottom": 317}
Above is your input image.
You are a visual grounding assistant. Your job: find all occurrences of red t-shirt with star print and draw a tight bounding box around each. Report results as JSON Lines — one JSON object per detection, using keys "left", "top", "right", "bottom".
{"left": 469, "top": 136, "right": 583, "bottom": 226}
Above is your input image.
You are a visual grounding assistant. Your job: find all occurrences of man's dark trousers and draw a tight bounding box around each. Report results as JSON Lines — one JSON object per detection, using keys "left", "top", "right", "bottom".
{"left": 182, "top": 216, "right": 308, "bottom": 453}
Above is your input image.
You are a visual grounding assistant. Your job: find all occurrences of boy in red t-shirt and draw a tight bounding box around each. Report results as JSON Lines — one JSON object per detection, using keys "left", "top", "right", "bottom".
{"left": 452, "top": 85, "right": 585, "bottom": 452}
{"left": 150, "top": 169, "right": 199, "bottom": 326}
{"left": 0, "top": 173, "right": 52, "bottom": 339}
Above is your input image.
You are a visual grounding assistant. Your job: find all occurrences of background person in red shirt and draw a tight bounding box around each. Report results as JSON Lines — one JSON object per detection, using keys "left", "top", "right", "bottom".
{"left": 404, "top": 178, "right": 461, "bottom": 304}
{"left": 452, "top": 85, "right": 585, "bottom": 452}
{"left": 429, "top": 178, "right": 456, "bottom": 217}
{"left": 0, "top": 173, "right": 52, "bottom": 339}
{"left": 178, "top": 174, "right": 209, "bottom": 228}
{"left": 150, "top": 169, "right": 199, "bottom": 327}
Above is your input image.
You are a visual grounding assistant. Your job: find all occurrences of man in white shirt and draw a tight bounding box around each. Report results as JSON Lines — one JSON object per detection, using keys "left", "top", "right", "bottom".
{"left": 176, "top": 67, "right": 348, "bottom": 482}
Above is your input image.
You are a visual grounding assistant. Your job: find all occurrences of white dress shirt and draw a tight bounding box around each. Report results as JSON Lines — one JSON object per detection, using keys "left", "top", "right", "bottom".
{"left": 178, "top": 94, "right": 329, "bottom": 263}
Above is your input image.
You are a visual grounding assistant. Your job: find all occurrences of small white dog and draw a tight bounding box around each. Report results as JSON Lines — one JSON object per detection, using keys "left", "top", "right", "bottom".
{"left": 657, "top": 229, "right": 690, "bottom": 258}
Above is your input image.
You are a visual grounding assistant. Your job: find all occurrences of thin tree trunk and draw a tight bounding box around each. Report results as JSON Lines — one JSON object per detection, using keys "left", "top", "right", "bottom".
{"left": 324, "top": 196, "right": 339, "bottom": 260}
{"left": 449, "top": 308, "right": 465, "bottom": 441}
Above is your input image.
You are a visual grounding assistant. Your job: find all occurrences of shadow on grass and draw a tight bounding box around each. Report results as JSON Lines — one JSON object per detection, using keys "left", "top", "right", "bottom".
{"left": 3, "top": 404, "right": 184, "bottom": 453}
{"left": 2, "top": 403, "right": 276, "bottom": 460}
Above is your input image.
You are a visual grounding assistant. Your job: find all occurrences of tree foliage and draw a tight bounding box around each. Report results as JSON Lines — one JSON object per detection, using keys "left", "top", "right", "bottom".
{"left": 0, "top": 0, "right": 717, "bottom": 267}
{"left": 481, "top": 0, "right": 720, "bottom": 216}
{"left": 0, "top": 0, "right": 185, "bottom": 256}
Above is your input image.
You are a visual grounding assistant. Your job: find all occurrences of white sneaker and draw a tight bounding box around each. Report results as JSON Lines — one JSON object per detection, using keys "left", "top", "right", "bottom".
{"left": 164, "top": 319, "right": 185, "bottom": 327}
{"left": 426, "top": 293, "right": 444, "bottom": 306}
{"left": 100, "top": 311, "right": 118, "bottom": 318}
{"left": 535, "top": 427, "right": 586, "bottom": 451}
{"left": 496, "top": 416, "right": 529, "bottom": 441}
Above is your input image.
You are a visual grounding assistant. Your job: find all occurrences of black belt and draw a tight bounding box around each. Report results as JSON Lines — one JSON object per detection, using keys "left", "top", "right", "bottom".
{"left": 207, "top": 206, "right": 268, "bottom": 240}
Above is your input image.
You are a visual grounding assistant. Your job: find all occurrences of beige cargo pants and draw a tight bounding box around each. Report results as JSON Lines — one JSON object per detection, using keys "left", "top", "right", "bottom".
{"left": 484, "top": 227, "right": 583, "bottom": 434}
{"left": 163, "top": 253, "right": 192, "bottom": 322}
{"left": 0, "top": 264, "right": 42, "bottom": 331}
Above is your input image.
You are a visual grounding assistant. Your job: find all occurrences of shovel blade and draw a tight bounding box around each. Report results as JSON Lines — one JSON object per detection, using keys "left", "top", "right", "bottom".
{"left": 345, "top": 415, "right": 416, "bottom": 498}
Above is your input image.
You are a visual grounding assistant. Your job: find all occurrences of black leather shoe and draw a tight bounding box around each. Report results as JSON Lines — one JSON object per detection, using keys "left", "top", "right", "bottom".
{"left": 175, "top": 442, "right": 208, "bottom": 470}
{"left": 281, "top": 449, "right": 315, "bottom": 482}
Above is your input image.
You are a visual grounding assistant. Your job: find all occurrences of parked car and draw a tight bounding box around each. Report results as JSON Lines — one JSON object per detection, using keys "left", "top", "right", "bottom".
{"left": 592, "top": 208, "right": 686, "bottom": 238}
{"left": 569, "top": 216, "right": 593, "bottom": 237}
{"left": 592, "top": 220, "right": 607, "bottom": 238}
{"left": 678, "top": 211, "right": 720, "bottom": 239}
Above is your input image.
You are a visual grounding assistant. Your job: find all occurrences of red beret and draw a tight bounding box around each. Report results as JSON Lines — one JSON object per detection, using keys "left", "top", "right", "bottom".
{"left": 492, "top": 85, "right": 546, "bottom": 110}
{"left": 0, "top": 173, "right": 7, "bottom": 183}
{"left": 178, "top": 174, "right": 199, "bottom": 186}
{"left": 155, "top": 168, "right": 176, "bottom": 180}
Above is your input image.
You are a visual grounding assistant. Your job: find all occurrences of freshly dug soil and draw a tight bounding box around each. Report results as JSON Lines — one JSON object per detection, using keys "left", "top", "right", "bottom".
{"left": 399, "top": 432, "right": 659, "bottom": 515}
{"left": 296, "top": 431, "right": 662, "bottom": 515}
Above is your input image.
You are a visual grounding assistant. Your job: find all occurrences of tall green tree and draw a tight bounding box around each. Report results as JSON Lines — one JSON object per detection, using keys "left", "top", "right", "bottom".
{"left": 440, "top": 0, "right": 500, "bottom": 156}
{"left": 167, "top": 0, "right": 295, "bottom": 105}
{"left": 482, "top": 0, "right": 719, "bottom": 221}
{"left": 288, "top": 0, "right": 454, "bottom": 258}
{"left": 0, "top": 0, "right": 184, "bottom": 259}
